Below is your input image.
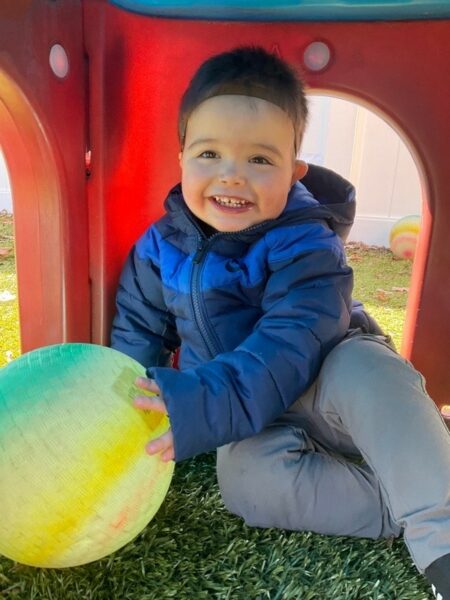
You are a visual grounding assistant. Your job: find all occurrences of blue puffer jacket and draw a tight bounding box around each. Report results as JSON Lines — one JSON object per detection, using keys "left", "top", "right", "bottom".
{"left": 112, "top": 165, "right": 372, "bottom": 461}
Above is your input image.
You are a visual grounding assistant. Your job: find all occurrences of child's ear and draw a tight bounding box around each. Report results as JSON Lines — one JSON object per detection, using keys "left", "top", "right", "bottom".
{"left": 291, "top": 160, "right": 308, "bottom": 185}
{"left": 178, "top": 151, "right": 183, "bottom": 166}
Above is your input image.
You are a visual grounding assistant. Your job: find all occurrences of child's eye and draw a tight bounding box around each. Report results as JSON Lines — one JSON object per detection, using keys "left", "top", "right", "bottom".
{"left": 199, "top": 150, "right": 219, "bottom": 159}
{"left": 250, "top": 156, "right": 272, "bottom": 165}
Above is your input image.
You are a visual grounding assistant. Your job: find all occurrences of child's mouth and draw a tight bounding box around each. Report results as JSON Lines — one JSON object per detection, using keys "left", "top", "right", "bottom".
{"left": 210, "top": 196, "right": 253, "bottom": 212}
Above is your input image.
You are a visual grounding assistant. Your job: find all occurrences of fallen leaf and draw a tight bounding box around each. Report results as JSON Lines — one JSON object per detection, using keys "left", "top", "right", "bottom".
{"left": 375, "top": 289, "right": 393, "bottom": 302}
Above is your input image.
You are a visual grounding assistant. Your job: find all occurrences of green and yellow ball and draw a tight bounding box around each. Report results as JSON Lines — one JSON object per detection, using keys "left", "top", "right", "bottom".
{"left": 389, "top": 215, "right": 421, "bottom": 260}
{"left": 0, "top": 344, "right": 174, "bottom": 568}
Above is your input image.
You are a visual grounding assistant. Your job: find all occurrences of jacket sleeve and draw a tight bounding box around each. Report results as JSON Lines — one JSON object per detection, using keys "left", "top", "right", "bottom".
{"left": 111, "top": 239, "right": 180, "bottom": 368}
{"left": 149, "top": 228, "right": 353, "bottom": 461}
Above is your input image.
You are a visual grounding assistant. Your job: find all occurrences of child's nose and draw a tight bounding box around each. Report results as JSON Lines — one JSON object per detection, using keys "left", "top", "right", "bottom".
{"left": 218, "top": 161, "right": 246, "bottom": 185}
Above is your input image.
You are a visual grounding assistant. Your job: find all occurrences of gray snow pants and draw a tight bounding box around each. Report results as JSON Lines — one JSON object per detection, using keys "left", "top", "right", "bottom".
{"left": 216, "top": 334, "right": 450, "bottom": 572}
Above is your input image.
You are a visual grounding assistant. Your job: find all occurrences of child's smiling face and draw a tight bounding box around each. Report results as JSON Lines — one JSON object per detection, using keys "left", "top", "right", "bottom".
{"left": 179, "top": 95, "right": 307, "bottom": 233}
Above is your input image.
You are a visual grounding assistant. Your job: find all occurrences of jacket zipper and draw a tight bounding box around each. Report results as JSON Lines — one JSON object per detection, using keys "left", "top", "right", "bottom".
{"left": 191, "top": 238, "right": 221, "bottom": 358}
{"left": 190, "top": 223, "right": 267, "bottom": 359}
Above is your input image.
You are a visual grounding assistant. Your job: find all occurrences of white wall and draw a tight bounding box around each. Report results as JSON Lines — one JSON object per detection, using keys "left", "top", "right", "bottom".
{"left": 0, "top": 150, "right": 12, "bottom": 213}
{"left": 300, "top": 96, "right": 422, "bottom": 246}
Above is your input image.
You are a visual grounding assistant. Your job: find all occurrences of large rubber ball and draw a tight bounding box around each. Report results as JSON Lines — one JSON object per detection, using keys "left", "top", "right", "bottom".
{"left": 389, "top": 215, "right": 421, "bottom": 260}
{"left": 0, "top": 344, "right": 174, "bottom": 568}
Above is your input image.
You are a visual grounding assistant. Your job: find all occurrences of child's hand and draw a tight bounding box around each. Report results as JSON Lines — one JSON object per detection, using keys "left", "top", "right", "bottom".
{"left": 133, "top": 377, "right": 174, "bottom": 462}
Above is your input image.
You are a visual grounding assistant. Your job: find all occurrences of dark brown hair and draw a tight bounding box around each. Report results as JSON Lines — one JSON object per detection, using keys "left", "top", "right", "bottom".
{"left": 178, "top": 46, "right": 308, "bottom": 153}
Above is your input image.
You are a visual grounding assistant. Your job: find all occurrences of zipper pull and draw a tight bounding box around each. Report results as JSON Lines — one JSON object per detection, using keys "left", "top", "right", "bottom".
{"left": 193, "top": 239, "right": 208, "bottom": 263}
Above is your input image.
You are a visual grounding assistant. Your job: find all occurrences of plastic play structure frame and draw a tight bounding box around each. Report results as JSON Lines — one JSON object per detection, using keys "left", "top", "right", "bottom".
{"left": 1, "top": 0, "right": 450, "bottom": 408}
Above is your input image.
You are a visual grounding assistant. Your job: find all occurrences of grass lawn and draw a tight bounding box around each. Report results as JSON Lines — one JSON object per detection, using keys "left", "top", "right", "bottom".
{"left": 0, "top": 212, "right": 19, "bottom": 367}
{"left": 0, "top": 213, "right": 433, "bottom": 599}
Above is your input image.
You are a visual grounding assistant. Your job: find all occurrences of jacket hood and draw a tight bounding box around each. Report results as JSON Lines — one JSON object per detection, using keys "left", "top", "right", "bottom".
{"left": 298, "top": 163, "right": 356, "bottom": 241}
{"left": 161, "top": 163, "right": 356, "bottom": 248}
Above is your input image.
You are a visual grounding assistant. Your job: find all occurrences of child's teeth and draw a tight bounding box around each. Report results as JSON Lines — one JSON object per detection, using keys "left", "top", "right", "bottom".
{"left": 214, "top": 196, "right": 248, "bottom": 206}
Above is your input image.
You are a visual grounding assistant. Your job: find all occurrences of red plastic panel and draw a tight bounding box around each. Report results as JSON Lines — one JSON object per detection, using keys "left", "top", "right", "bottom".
{"left": 1, "top": 0, "right": 450, "bottom": 408}
{"left": 83, "top": 3, "right": 450, "bottom": 406}
{"left": 0, "top": 0, "right": 90, "bottom": 350}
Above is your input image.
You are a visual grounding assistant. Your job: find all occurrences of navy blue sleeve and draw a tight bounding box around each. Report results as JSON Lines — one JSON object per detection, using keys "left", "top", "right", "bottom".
{"left": 150, "top": 233, "right": 353, "bottom": 461}
{"left": 350, "top": 299, "right": 386, "bottom": 336}
{"left": 111, "top": 244, "right": 180, "bottom": 368}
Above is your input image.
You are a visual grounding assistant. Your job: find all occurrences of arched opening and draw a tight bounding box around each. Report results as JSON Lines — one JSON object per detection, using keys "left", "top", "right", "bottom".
{"left": 0, "top": 148, "right": 19, "bottom": 367}
{"left": 0, "top": 68, "right": 90, "bottom": 353}
{"left": 301, "top": 94, "right": 425, "bottom": 352}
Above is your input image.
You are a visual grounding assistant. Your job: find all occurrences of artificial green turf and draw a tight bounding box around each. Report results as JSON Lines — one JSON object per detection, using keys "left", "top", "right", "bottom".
{"left": 0, "top": 454, "right": 433, "bottom": 599}
{"left": 0, "top": 215, "right": 434, "bottom": 599}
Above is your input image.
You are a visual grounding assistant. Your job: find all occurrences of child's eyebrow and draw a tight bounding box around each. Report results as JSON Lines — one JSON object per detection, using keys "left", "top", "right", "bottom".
{"left": 251, "top": 143, "right": 283, "bottom": 159}
{"left": 187, "top": 138, "right": 217, "bottom": 150}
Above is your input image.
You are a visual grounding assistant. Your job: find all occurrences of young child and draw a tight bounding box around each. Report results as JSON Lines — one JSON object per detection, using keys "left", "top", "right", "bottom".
{"left": 111, "top": 47, "right": 450, "bottom": 599}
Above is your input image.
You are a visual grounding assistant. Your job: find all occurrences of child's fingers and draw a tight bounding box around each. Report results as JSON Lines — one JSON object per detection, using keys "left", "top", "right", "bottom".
{"left": 134, "top": 379, "right": 174, "bottom": 461}
{"left": 161, "top": 447, "right": 175, "bottom": 462}
{"left": 135, "top": 376, "right": 161, "bottom": 395}
{"left": 133, "top": 394, "right": 167, "bottom": 414}
{"left": 145, "top": 430, "right": 174, "bottom": 460}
